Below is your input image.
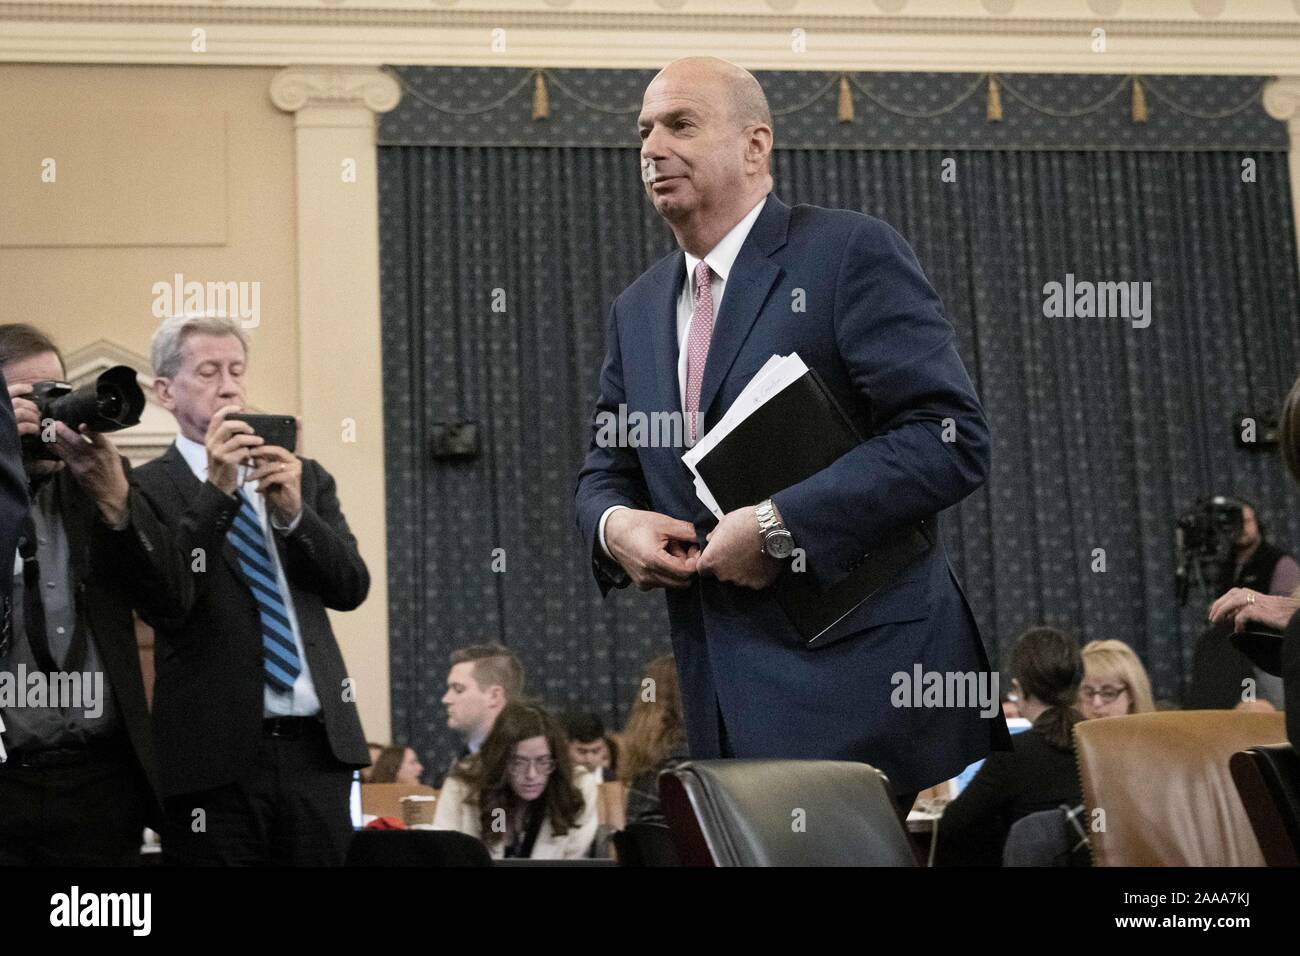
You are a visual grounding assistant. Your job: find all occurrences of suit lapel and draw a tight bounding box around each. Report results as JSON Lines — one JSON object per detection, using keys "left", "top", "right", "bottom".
{"left": 650, "top": 251, "right": 686, "bottom": 415}
{"left": 160, "top": 444, "right": 245, "bottom": 579}
{"left": 695, "top": 195, "right": 791, "bottom": 426}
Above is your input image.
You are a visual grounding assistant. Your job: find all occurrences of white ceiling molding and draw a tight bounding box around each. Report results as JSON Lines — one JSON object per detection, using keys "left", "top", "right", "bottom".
{"left": 1, "top": 0, "right": 1298, "bottom": 73}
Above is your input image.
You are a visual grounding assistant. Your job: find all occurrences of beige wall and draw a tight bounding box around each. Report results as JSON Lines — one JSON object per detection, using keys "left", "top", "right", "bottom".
{"left": 0, "top": 64, "right": 298, "bottom": 413}
{"left": 0, "top": 62, "right": 393, "bottom": 744}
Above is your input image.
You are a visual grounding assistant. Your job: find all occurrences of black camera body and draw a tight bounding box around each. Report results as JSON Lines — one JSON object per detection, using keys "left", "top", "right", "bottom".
{"left": 20, "top": 365, "right": 146, "bottom": 460}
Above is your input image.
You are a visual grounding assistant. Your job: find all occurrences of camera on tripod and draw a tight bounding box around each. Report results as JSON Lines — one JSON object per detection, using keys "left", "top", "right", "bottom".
{"left": 1174, "top": 495, "right": 1247, "bottom": 605}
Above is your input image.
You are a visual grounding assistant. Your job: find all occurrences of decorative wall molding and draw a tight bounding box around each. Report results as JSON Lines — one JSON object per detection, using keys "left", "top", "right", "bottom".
{"left": 270, "top": 65, "right": 403, "bottom": 113}
{"left": 1264, "top": 74, "right": 1300, "bottom": 124}
{"left": 382, "top": 68, "right": 1287, "bottom": 151}
{"left": 2, "top": 0, "right": 1298, "bottom": 73}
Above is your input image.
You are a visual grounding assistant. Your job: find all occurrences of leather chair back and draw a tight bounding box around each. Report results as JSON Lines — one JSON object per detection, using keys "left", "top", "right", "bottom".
{"left": 660, "top": 759, "right": 915, "bottom": 866}
{"left": 1230, "top": 743, "right": 1300, "bottom": 867}
{"left": 1074, "top": 710, "right": 1286, "bottom": 866}
{"left": 613, "top": 822, "right": 681, "bottom": 866}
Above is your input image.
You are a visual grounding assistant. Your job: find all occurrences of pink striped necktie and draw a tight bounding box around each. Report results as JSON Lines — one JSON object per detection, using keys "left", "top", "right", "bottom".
{"left": 685, "top": 260, "right": 715, "bottom": 444}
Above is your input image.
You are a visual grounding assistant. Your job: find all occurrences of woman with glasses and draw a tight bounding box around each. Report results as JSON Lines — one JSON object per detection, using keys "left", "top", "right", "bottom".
{"left": 1078, "top": 640, "right": 1155, "bottom": 719}
{"left": 432, "top": 702, "right": 598, "bottom": 859}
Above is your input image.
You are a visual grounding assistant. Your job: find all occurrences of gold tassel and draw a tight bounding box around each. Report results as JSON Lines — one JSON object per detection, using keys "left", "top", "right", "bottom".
{"left": 837, "top": 74, "right": 854, "bottom": 123}
{"left": 986, "top": 74, "right": 1003, "bottom": 122}
{"left": 532, "top": 71, "right": 549, "bottom": 121}
{"left": 1131, "top": 76, "right": 1148, "bottom": 123}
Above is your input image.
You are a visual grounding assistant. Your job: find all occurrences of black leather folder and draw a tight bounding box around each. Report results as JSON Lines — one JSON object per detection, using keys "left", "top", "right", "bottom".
{"left": 692, "top": 367, "right": 933, "bottom": 649}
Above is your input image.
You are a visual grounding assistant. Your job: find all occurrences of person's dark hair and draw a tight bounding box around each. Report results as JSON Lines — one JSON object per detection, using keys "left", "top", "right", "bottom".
{"left": 619, "top": 654, "right": 686, "bottom": 784}
{"left": 1009, "top": 626, "right": 1085, "bottom": 751}
{"left": 1281, "top": 375, "right": 1300, "bottom": 485}
{"left": 0, "top": 324, "right": 64, "bottom": 372}
{"left": 452, "top": 702, "right": 585, "bottom": 848}
{"left": 369, "top": 745, "right": 407, "bottom": 784}
{"left": 449, "top": 643, "right": 524, "bottom": 701}
{"left": 563, "top": 711, "right": 605, "bottom": 744}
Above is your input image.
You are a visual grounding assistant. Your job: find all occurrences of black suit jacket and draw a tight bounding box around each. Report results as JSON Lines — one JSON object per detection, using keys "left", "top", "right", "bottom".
{"left": 936, "top": 722, "right": 1083, "bottom": 866}
{"left": 131, "top": 444, "right": 370, "bottom": 796}
{"left": 54, "top": 466, "right": 177, "bottom": 817}
{"left": 0, "top": 372, "right": 26, "bottom": 645}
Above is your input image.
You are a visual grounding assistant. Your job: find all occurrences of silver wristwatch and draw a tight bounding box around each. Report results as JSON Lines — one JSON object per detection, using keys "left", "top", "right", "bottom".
{"left": 756, "top": 499, "right": 795, "bottom": 560}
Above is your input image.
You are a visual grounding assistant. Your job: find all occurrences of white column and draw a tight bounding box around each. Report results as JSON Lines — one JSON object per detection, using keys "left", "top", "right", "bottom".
{"left": 271, "top": 66, "right": 400, "bottom": 744}
{"left": 1264, "top": 76, "right": 1300, "bottom": 281}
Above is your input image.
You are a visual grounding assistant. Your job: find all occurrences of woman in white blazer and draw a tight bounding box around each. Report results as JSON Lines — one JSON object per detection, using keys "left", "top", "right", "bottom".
{"left": 433, "top": 702, "right": 598, "bottom": 860}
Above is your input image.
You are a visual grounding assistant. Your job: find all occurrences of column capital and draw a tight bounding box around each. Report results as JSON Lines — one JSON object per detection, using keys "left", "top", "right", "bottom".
{"left": 1263, "top": 76, "right": 1300, "bottom": 124}
{"left": 270, "top": 66, "right": 402, "bottom": 116}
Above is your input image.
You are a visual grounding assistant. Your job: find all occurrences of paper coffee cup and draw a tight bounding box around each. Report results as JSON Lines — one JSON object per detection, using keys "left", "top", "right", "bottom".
{"left": 401, "top": 794, "right": 437, "bottom": 827}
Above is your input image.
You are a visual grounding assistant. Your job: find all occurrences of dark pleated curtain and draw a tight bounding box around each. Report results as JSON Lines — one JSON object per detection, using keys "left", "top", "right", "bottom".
{"left": 380, "top": 144, "right": 1300, "bottom": 766}
{"left": 380, "top": 147, "right": 677, "bottom": 765}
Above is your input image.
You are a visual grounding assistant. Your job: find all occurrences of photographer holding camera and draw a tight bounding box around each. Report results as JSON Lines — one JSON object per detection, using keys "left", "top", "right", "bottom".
{"left": 132, "top": 314, "right": 370, "bottom": 866}
{"left": 0, "top": 323, "right": 182, "bottom": 865}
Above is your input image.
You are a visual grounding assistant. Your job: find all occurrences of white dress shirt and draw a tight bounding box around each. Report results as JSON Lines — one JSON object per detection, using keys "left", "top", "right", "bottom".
{"left": 598, "top": 196, "right": 768, "bottom": 558}
{"left": 173, "top": 433, "right": 320, "bottom": 718}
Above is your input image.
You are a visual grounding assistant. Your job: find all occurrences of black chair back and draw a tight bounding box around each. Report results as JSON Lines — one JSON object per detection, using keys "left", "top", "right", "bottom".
{"left": 613, "top": 823, "right": 681, "bottom": 866}
{"left": 1002, "top": 805, "right": 1091, "bottom": 867}
{"left": 659, "top": 759, "right": 916, "bottom": 867}
{"left": 1230, "top": 743, "right": 1300, "bottom": 867}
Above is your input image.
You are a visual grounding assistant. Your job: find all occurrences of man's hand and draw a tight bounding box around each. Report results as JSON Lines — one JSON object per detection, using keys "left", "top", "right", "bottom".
{"left": 605, "top": 508, "right": 700, "bottom": 591}
{"left": 7, "top": 382, "right": 40, "bottom": 439}
{"left": 1208, "top": 587, "right": 1300, "bottom": 633}
{"left": 206, "top": 405, "right": 263, "bottom": 495}
{"left": 51, "top": 423, "right": 131, "bottom": 526}
{"left": 698, "top": 505, "right": 782, "bottom": 590}
{"left": 246, "top": 444, "right": 303, "bottom": 526}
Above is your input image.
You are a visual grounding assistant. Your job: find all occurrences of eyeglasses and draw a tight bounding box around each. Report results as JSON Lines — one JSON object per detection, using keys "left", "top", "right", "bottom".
{"left": 1078, "top": 684, "right": 1128, "bottom": 704}
{"left": 508, "top": 756, "right": 556, "bottom": 776}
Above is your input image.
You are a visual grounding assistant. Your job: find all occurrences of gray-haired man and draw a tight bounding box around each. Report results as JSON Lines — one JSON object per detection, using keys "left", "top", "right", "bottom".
{"left": 132, "top": 315, "right": 370, "bottom": 866}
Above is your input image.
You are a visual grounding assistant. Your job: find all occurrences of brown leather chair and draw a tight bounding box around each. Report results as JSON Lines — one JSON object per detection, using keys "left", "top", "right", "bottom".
{"left": 1074, "top": 710, "right": 1286, "bottom": 866}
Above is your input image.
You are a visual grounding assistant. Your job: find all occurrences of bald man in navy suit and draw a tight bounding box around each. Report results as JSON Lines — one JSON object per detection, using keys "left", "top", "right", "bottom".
{"left": 575, "top": 58, "right": 1010, "bottom": 808}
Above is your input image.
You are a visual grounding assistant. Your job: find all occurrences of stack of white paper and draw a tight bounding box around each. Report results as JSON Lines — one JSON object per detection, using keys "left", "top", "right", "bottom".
{"left": 682, "top": 352, "right": 809, "bottom": 519}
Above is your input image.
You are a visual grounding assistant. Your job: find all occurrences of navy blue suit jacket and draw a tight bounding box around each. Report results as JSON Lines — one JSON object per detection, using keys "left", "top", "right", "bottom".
{"left": 575, "top": 195, "right": 1010, "bottom": 793}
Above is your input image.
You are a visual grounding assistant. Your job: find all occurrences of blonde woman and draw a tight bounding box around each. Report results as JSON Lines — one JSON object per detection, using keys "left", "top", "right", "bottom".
{"left": 1078, "top": 640, "right": 1155, "bottom": 718}
{"left": 619, "top": 654, "right": 689, "bottom": 827}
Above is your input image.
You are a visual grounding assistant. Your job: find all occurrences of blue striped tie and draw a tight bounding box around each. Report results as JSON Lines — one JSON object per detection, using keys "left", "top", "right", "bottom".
{"left": 227, "top": 492, "right": 301, "bottom": 692}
